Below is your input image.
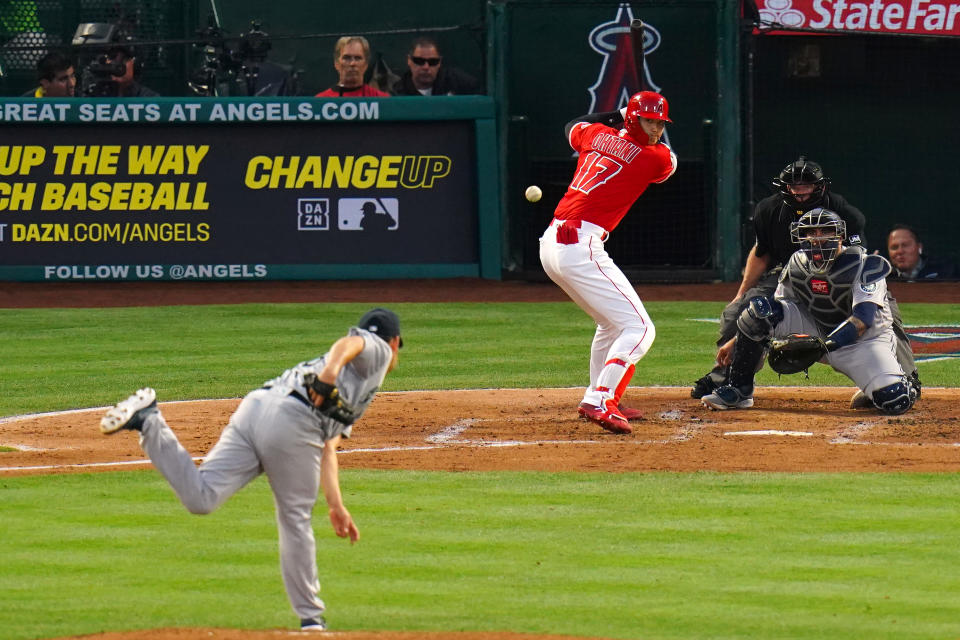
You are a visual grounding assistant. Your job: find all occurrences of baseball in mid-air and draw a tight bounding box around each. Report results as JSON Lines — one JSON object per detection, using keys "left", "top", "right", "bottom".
{"left": 525, "top": 185, "right": 542, "bottom": 202}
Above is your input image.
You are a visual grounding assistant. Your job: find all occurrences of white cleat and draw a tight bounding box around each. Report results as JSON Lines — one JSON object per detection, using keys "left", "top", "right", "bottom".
{"left": 100, "top": 387, "right": 158, "bottom": 434}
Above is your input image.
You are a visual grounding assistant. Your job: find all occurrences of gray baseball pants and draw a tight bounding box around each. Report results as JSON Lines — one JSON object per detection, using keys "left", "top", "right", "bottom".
{"left": 139, "top": 387, "right": 327, "bottom": 621}
{"left": 705, "top": 271, "right": 916, "bottom": 385}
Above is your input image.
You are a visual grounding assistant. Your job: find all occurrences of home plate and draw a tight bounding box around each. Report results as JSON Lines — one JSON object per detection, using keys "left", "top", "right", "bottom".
{"left": 723, "top": 430, "right": 814, "bottom": 437}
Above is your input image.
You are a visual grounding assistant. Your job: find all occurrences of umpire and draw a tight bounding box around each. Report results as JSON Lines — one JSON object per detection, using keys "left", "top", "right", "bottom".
{"left": 691, "top": 156, "right": 919, "bottom": 400}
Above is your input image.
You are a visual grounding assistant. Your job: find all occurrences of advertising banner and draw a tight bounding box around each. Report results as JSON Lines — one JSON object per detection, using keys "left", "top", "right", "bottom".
{"left": 752, "top": 0, "right": 960, "bottom": 37}
{"left": 0, "top": 112, "right": 480, "bottom": 281}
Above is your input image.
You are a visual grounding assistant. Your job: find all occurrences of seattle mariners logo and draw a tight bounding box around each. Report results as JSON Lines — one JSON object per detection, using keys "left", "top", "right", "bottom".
{"left": 586, "top": 4, "right": 662, "bottom": 113}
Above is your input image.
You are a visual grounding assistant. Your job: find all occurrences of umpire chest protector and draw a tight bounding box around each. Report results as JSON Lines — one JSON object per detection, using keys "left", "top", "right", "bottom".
{"left": 781, "top": 246, "right": 890, "bottom": 332}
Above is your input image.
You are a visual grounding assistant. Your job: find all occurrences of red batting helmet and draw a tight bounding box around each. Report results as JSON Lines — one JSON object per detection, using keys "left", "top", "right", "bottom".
{"left": 624, "top": 91, "right": 672, "bottom": 139}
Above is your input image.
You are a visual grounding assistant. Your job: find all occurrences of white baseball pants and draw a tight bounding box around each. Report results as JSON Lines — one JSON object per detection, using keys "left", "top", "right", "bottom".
{"left": 539, "top": 218, "right": 656, "bottom": 407}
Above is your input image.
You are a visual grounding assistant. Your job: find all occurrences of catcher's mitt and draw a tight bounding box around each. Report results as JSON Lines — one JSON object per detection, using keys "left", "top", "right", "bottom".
{"left": 767, "top": 333, "right": 829, "bottom": 375}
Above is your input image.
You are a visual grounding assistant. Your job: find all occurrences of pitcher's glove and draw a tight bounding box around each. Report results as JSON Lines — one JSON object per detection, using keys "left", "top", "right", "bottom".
{"left": 768, "top": 334, "right": 832, "bottom": 375}
{"left": 303, "top": 373, "right": 358, "bottom": 425}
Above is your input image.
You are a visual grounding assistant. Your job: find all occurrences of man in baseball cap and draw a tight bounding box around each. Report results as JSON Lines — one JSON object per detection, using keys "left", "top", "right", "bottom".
{"left": 100, "top": 305, "right": 404, "bottom": 631}
{"left": 358, "top": 307, "right": 403, "bottom": 348}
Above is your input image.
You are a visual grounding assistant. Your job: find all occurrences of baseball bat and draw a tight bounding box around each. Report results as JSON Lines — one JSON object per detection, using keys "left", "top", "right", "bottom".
{"left": 630, "top": 18, "right": 650, "bottom": 92}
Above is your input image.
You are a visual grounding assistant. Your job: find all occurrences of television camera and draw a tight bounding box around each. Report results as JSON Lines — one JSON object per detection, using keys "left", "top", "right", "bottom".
{"left": 71, "top": 22, "right": 135, "bottom": 97}
{"left": 189, "top": 19, "right": 297, "bottom": 96}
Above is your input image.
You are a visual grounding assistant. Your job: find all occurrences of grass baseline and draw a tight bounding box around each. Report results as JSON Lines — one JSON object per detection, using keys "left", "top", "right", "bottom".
{"left": 2, "top": 470, "right": 960, "bottom": 640}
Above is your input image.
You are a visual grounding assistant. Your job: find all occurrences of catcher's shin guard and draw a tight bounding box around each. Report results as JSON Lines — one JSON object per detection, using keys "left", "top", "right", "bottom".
{"left": 727, "top": 331, "right": 764, "bottom": 392}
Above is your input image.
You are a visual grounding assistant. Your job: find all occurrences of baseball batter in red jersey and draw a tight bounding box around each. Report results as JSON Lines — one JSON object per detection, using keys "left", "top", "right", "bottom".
{"left": 539, "top": 91, "right": 677, "bottom": 434}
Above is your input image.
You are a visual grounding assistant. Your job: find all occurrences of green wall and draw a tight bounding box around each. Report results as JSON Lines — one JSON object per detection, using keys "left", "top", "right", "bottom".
{"left": 749, "top": 32, "right": 960, "bottom": 267}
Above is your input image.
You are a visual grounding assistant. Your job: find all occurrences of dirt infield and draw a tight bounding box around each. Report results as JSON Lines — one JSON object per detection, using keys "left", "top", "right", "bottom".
{"left": 4, "top": 278, "right": 958, "bottom": 640}
{"left": 3, "top": 387, "right": 960, "bottom": 477}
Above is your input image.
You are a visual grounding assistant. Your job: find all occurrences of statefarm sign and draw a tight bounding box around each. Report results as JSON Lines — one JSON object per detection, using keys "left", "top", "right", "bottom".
{"left": 754, "top": 0, "right": 960, "bottom": 36}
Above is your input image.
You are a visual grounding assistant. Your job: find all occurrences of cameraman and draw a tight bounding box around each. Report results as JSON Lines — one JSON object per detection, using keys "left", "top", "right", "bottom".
{"left": 85, "top": 44, "right": 159, "bottom": 97}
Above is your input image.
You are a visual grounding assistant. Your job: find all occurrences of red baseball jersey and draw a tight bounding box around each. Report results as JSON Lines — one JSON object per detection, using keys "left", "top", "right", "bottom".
{"left": 553, "top": 122, "right": 677, "bottom": 232}
{"left": 315, "top": 85, "right": 390, "bottom": 97}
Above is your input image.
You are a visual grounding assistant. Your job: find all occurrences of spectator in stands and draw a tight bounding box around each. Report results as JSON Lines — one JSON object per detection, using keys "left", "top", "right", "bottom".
{"left": 887, "top": 224, "right": 958, "bottom": 280}
{"left": 316, "top": 36, "right": 389, "bottom": 98}
{"left": 391, "top": 37, "right": 481, "bottom": 96}
{"left": 25, "top": 51, "right": 76, "bottom": 97}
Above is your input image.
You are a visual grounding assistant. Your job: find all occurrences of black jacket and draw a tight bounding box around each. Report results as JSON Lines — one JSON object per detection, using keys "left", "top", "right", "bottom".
{"left": 751, "top": 191, "right": 866, "bottom": 268}
{"left": 890, "top": 255, "right": 959, "bottom": 281}
{"left": 391, "top": 65, "right": 481, "bottom": 96}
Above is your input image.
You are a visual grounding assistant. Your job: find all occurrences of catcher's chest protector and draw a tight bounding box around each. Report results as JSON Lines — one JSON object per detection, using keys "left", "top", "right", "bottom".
{"left": 783, "top": 246, "right": 866, "bottom": 332}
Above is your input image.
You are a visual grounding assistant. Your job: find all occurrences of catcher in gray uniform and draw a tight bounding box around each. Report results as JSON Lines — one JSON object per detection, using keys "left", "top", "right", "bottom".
{"left": 701, "top": 208, "right": 916, "bottom": 415}
{"left": 99, "top": 307, "right": 403, "bottom": 632}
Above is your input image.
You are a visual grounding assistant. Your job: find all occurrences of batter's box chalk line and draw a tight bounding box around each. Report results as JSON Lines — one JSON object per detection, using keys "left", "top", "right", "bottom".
{"left": 831, "top": 421, "right": 878, "bottom": 444}
{"left": 723, "top": 430, "right": 814, "bottom": 437}
{"left": 422, "top": 416, "right": 698, "bottom": 447}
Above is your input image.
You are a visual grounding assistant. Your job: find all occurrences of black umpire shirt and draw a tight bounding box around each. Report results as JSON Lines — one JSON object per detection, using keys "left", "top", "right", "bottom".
{"left": 752, "top": 191, "right": 867, "bottom": 267}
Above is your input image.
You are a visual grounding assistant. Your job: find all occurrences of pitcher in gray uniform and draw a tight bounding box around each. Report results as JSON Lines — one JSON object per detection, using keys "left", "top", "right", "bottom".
{"left": 99, "top": 307, "right": 404, "bottom": 632}
{"left": 701, "top": 208, "right": 916, "bottom": 415}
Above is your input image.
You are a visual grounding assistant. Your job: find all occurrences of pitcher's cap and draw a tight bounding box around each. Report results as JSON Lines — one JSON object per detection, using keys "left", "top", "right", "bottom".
{"left": 358, "top": 307, "right": 403, "bottom": 348}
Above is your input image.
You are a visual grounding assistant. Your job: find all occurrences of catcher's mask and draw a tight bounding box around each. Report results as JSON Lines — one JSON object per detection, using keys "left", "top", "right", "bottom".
{"left": 790, "top": 208, "right": 846, "bottom": 274}
{"left": 772, "top": 156, "right": 829, "bottom": 209}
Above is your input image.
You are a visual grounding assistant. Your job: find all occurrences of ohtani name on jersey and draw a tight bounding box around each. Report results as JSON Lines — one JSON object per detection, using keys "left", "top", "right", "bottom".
{"left": 811, "top": 279, "right": 830, "bottom": 294}
{"left": 591, "top": 132, "right": 641, "bottom": 163}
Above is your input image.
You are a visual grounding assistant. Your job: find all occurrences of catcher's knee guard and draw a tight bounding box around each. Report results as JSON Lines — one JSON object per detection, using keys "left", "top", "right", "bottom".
{"left": 871, "top": 378, "right": 917, "bottom": 415}
{"left": 736, "top": 296, "right": 783, "bottom": 342}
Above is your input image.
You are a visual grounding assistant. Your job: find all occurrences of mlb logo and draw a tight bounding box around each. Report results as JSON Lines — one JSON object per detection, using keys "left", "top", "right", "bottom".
{"left": 811, "top": 279, "right": 830, "bottom": 294}
{"left": 297, "top": 199, "right": 330, "bottom": 231}
{"left": 337, "top": 198, "right": 399, "bottom": 231}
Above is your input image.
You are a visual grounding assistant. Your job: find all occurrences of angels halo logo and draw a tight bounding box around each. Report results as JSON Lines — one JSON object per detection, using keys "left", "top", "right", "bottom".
{"left": 584, "top": 4, "right": 673, "bottom": 146}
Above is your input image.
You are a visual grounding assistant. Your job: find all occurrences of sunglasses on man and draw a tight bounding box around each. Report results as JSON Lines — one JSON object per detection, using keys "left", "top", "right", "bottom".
{"left": 409, "top": 56, "right": 441, "bottom": 67}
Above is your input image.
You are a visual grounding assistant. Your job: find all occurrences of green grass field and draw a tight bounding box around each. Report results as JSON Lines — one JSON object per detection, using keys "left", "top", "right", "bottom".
{"left": 2, "top": 300, "right": 959, "bottom": 639}
{"left": 1, "top": 301, "right": 957, "bottom": 416}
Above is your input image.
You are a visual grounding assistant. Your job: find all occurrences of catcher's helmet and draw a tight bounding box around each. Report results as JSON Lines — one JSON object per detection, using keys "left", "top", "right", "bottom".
{"left": 790, "top": 207, "right": 846, "bottom": 274}
{"left": 772, "top": 156, "right": 829, "bottom": 209}
{"left": 624, "top": 91, "right": 671, "bottom": 140}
